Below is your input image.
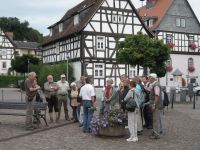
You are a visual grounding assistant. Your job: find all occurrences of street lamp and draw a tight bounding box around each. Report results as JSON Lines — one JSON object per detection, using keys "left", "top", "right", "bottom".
{"left": 27, "top": 58, "right": 30, "bottom": 73}
{"left": 66, "top": 52, "right": 69, "bottom": 81}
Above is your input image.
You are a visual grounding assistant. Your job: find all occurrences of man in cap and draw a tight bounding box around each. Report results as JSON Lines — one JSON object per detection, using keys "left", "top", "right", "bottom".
{"left": 149, "top": 73, "right": 163, "bottom": 139}
{"left": 57, "top": 74, "right": 70, "bottom": 121}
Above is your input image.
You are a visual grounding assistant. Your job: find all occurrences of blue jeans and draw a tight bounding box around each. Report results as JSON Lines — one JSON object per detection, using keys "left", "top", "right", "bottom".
{"left": 100, "top": 100, "right": 105, "bottom": 114}
{"left": 83, "top": 100, "right": 94, "bottom": 132}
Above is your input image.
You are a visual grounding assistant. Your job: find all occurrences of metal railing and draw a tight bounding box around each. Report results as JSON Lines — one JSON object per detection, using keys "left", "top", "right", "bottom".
{"left": 0, "top": 89, "right": 25, "bottom": 102}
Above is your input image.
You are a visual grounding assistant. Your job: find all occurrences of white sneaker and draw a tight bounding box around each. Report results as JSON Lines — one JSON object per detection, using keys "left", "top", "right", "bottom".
{"left": 125, "top": 126, "right": 129, "bottom": 129}
{"left": 126, "top": 138, "right": 134, "bottom": 142}
{"left": 132, "top": 137, "right": 138, "bottom": 142}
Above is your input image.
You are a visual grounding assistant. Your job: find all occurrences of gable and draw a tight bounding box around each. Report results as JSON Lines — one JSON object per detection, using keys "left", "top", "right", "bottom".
{"left": 157, "top": 0, "right": 200, "bottom": 34}
{"left": 83, "top": 0, "right": 152, "bottom": 36}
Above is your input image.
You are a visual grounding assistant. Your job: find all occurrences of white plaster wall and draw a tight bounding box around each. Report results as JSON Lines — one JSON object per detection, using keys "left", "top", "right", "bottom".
{"left": 160, "top": 54, "right": 200, "bottom": 86}
{"left": 0, "top": 60, "right": 11, "bottom": 75}
{"left": 71, "top": 62, "right": 82, "bottom": 82}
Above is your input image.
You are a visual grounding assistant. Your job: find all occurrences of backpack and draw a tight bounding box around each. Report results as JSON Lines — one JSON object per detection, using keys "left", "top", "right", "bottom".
{"left": 161, "top": 90, "right": 169, "bottom": 107}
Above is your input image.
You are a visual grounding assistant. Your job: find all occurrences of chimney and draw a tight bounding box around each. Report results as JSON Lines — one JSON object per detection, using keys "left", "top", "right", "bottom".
{"left": 5, "top": 32, "right": 14, "bottom": 40}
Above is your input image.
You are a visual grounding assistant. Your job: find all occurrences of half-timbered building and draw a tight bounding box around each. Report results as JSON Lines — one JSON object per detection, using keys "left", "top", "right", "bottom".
{"left": 0, "top": 29, "right": 15, "bottom": 75}
{"left": 138, "top": 0, "right": 200, "bottom": 87}
{"left": 42, "top": 0, "right": 152, "bottom": 87}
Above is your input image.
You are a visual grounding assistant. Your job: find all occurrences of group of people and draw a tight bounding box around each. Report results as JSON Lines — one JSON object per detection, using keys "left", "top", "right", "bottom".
{"left": 24, "top": 72, "right": 95, "bottom": 133}
{"left": 100, "top": 73, "right": 164, "bottom": 142}
{"left": 24, "top": 71, "right": 164, "bottom": 142}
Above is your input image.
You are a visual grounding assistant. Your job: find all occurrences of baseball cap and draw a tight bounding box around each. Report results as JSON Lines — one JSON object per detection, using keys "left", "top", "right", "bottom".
{"left": 149, "top": 73, "right": 157, "bottom": 79}
{"left": 61, "top": 74, "right": 66, "bottom": 78}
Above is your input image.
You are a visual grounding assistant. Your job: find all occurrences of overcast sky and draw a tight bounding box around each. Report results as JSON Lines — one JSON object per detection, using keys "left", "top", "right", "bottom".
{"left": 0, "top": 0, "right": 199, "bottom": 36}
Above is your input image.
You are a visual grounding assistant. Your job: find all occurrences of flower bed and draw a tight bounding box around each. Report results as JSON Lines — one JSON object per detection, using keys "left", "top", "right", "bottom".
{"left": 91, "top": 109, "right": 128, "bottom": 136}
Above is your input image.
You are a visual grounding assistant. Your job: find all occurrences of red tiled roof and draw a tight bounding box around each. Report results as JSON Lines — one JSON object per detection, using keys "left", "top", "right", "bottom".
{"left": 138, "top": 0, "right": 173, "bottom": 30}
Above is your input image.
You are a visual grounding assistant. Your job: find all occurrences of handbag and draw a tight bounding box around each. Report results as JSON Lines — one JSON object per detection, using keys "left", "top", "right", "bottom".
{"left": 126, "top": 92, "right": 137, "bottom": 112}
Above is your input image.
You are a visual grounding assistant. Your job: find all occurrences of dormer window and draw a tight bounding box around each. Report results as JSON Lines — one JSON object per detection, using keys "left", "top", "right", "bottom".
{"left": 59, "top": 23, "right": 63, "bottom": 32}
{"left": 74, "top": 14, "right": 79, "bottom": 25}
{"left": 49, "top": 28, "right": 53, "bottom": 36}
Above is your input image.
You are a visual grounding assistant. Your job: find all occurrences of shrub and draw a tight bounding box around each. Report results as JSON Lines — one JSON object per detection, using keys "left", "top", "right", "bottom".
{"left": 30, "top": 62, "right": 75, "bottom": 88}
{"left": 0, "top": 75, "right": 24, "bottom": 88}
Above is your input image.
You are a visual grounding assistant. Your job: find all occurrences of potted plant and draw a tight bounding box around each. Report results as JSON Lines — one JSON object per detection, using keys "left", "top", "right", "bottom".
{"left": 189, "top": 42, "right": 197, "bottom": 50}
{"left": 90, "top": 109, "right": 127, "bottom": 136}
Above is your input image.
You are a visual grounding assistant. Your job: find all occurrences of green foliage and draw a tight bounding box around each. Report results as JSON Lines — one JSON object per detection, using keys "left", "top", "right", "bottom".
{"left": 11, "top": 54, "right": 40, "bottom": 73}
{"left": 117, "top": 32, "right": 171, "bottom": 77}
{"left": 0, "top": 75, "right": 24, "bottom": 88}
{"left": 0, "top": 17, "right": 43, "bottom": 43}
{"left": 30, "top": 63, "right": 75, "bottom": 88}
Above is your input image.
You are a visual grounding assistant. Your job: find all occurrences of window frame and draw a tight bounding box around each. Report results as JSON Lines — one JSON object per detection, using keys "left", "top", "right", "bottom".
{"left": 96, "top": 36, "right": 105, "bottom": 50}
{"left": 94, "top": 63, "right": 104, "bottom": 78}
{"left": 74, "top": 14, "right": 79, "bottom": 25}
{"left": 2, "top": 61, "right": 7, "bottom": 70}
{"left": 49, "top": 28, "right": 53, "bottom": 36}
{"left": 59, "top": 23, "right": 63, "bottom": 32}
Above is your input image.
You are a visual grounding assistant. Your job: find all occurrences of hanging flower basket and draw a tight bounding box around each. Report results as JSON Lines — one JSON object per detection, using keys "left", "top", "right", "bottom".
{"left": 188, "top": 66, "right": 195, "bottom": 73}
{"left": 166, "top": 64, "right": 173, "bottom": 72}
{"left": 167, "top": 42, "right": 174, "bottom": 49}
{"left": 189, "top": 43, "right": 197, "bottom": 50}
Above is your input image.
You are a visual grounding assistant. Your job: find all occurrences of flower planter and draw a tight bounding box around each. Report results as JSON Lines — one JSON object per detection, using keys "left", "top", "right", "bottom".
{"left": 166, "top": 65, "right": 173, "bottom": 72}
{"left": 98, "top": 125, "right": 128, "bottom": 137}
{"left": 167, "top": 42, "right": 174, "bottom": 49}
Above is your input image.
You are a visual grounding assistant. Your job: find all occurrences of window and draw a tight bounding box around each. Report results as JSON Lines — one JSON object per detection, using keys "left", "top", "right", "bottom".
{"left": 129, "top": 67, "right": 136, "bottom": 78}
{"left": 2, "top": 49, "right": 6, "bottom": 56}
{"left": 74, "top": 14, "right": 79, "bottom": 25}
{"left": 49, "top": 28, "right": 53, "bottom": 36}
{"left": 2, "top": 62, "right": 6, "bottom": 69}
{"left": 96, "top": 36, "right": 105, "bottom": 50}
{"left": 118, "top": 15, "right": 123, "bottom": 23}
{"left": 59, "top": 23, "right": 63, "bottom": 32}
{"left": 181, "top": 18, "right": 186, "bottom": 27}
{"left": 176, "top": 18, "right": 186, "bottom": 27}
{"left": 112, "top": 14, "right": 123, "bottom": 23}
{"left": 166, "top": 34, "right": 173, "bottom": 43}
{"left": 94, "top": 64, "right": 104, "bottom": 78}
{"left": 148, "top": 19, "right": 154, "bottom": 27}
{"left": 176, "top": 18, "right": 180, "bottom": 27}
{"left": 112, "top": 15, "right": 118, "bottom": 23}
{"left": 188, "top": 35, "right": 194, "bottom": 44}
{"left": 188, "top": 58, "right": 194, "bottom": 67}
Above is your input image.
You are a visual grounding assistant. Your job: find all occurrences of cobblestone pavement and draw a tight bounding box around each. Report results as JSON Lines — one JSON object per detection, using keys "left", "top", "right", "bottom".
{"left": 0, "top": 88, "right": 200, "bottom": 150}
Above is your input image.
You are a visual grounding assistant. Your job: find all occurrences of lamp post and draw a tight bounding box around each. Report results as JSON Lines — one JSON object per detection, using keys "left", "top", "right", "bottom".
{"left": 27, "top": 58, "right": 30, "bottom": 73}
{"left": 66, "top": 52, "right": 69, "bottom": 81}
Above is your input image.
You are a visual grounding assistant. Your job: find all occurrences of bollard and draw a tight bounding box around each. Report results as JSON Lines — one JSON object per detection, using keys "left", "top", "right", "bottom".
{"left": 1, "top": 89, "right": 4, "bottom": 101}
{"left": 193, "top": 94, "right": 196, "bottom": 109}
{"left": 20, "top": 89, "right": 23, "bottom": 102}
{"left": 170, "top": 87, "right": 176, "bottom": 109}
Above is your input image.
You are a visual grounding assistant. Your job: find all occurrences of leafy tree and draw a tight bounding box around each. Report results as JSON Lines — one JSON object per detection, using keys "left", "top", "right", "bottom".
{"left": 116, "top": 32, "right": 171, "bottom": 77}
{"left": 0, "top": 17, "right": 43, "bottom": 43}
{"left": 11, "top": 54, "right": 40, "bottom": 74}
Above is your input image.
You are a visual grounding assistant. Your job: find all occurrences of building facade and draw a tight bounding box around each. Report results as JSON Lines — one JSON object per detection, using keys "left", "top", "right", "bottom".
{"left": 42, "top": 0, "right": 152, "bottom": 87}
{"left": 0, "top": 29, "right": 15, "bottom": 75}
{"left": 138, "top": 0, "right": 200, "bottom": 87}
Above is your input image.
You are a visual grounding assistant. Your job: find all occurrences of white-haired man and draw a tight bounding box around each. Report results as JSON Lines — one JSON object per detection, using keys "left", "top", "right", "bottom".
{"left": 57, "top": 74, "right": 70, "bottom": 121}
{"left": 149, "top": 73, "right": 163, "bottom": 139}
{"left": 24, "top": 72, "right": 40, "bottom": 130}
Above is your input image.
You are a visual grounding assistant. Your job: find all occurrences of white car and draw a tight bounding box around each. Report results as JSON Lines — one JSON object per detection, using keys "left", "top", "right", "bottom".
{"left": 193, "top": 86, "right": 200, "bottom": 95}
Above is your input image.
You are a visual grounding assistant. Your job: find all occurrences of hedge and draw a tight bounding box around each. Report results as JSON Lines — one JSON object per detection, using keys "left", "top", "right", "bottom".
{"left": 30, "top": 62, "right": 75, "bottom": 89}
{"left": 0, "top": 76, "right": 24, "bottom": 88}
